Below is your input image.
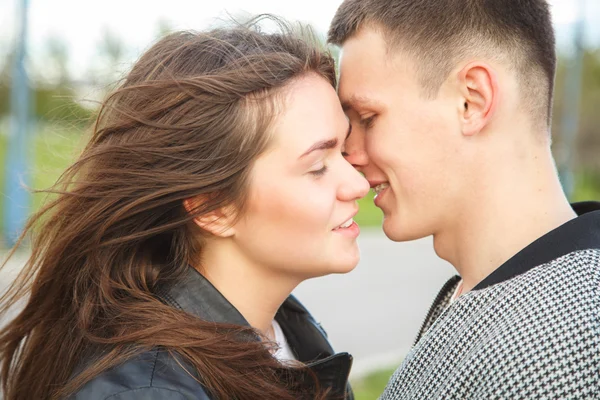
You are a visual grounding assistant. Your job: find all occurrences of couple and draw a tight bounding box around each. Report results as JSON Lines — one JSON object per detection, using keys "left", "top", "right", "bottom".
{"left": 1, "top": 0, "right": 599, "bottom": 399}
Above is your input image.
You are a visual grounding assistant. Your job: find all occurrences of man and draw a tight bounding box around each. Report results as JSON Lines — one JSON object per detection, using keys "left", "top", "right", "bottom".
{"left": 328, "top": 0, "right": 600, "bottom": 398}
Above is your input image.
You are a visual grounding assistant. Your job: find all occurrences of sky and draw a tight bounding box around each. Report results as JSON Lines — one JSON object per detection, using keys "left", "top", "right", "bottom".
{"left": 1, "top": 0, "right": 599, "bottom": 81}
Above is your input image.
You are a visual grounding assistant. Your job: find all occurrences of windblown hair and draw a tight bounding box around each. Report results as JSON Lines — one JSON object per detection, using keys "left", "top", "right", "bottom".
{"left": 328, "top": 0, "right": 556, "bottom": 126}
{"left": 0, "top": 16, "right": 336, "bottom": 400}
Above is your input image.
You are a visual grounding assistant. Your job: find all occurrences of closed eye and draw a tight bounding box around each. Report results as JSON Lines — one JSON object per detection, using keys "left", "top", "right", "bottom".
{"left": 309, "top": 165, "right": 328, "bottom": 177}
{"left": 360, "top": 115, "right": 376, "bottom": 129}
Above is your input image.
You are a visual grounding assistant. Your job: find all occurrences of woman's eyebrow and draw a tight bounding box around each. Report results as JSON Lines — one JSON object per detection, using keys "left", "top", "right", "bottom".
{"left": 299, "top": 138, "right": 338, "bottom": 159}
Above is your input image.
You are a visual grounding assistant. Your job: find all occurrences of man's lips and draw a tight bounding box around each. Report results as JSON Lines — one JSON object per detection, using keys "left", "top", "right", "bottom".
{"left": 368, "top": 180, "right": 387, "bottom": 189}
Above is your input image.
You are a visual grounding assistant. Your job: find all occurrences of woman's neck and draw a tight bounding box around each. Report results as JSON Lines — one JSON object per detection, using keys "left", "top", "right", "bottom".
{"left": 193, "top": 238, "right": 301, "bottom": 335}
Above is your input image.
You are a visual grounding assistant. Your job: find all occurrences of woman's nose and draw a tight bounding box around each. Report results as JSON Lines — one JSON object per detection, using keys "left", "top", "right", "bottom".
{"left": 338, "top": 161, "right": 370, "bottom": 201}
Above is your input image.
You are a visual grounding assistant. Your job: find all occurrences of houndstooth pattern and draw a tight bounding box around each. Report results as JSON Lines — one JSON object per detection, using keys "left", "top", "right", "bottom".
{"left": 380, "top": 249, "right": 600, "bottom": 400}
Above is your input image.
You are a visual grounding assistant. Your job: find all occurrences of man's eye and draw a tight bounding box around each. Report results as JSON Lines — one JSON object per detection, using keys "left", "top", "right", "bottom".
{"left": 361, "top": 116, "right": 375, "bottom": 128}
{"left": 360, "top": 115, "right": 376, "bottom": 129}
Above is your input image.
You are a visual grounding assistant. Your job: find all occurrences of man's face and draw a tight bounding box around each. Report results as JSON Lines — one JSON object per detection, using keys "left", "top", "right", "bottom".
{"left": 338, "top": 27, "right": 469, "bottom": 241}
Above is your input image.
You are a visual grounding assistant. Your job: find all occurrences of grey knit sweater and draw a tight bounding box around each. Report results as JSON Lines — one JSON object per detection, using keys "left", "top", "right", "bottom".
{"left": 381, "top": 202, "right": 600, "bottom": 400}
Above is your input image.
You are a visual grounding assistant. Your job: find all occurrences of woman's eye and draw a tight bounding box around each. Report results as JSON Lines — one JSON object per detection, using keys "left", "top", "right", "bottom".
{"left": 360, "top": 115, "right": 376, "bottom": 129}
{"left": 309, "top": 165, "right": 328, "bottom": 177}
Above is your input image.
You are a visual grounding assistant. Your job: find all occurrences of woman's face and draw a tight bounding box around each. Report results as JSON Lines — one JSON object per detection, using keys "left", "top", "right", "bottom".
{"left": 231, "top": 74, "right": 369, "bottom": 280}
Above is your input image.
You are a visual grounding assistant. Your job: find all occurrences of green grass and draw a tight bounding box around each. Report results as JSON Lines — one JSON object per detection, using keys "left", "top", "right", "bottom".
{"left": 31, "top": 126, "right": 84, "bottom": 208}
{"left": 572, "top": 171, "right": 600, "bottom": 202}
{"left": 356, "top": 190, "right": 383, "bottom": 228}
{"left": 351, "top": 368, "right": 395, "bottom": 400}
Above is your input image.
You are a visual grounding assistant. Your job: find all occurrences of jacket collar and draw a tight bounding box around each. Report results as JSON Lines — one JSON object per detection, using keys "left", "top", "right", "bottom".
{"left": 158, "top": 266, "right": 249, "bottom": 326}
{"left": 474, "top": 201, "right": 600, "bottom": 290}
{"left": 157, "top": 267, "right": 353, "bottom": 399}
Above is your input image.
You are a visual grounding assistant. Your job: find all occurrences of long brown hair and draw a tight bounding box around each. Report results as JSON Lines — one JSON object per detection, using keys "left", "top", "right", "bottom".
{"left": 0, "top": 16, "right": 336, "bottom": 400}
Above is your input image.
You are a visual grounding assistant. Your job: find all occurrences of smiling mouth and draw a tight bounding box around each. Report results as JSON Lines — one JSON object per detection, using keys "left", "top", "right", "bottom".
{"left": 374, "top": 183, "right": 389, "bottom": 196}
{"left": 333, "top": 218, "right": 354, "bottom": 230}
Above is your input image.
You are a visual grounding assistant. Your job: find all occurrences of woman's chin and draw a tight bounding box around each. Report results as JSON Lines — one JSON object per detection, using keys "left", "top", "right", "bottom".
{"left": 330, "top": 250, "right": 361, "bottom": 275}
{"left": 337, "top": 261, "right": 359, "bottom": 274}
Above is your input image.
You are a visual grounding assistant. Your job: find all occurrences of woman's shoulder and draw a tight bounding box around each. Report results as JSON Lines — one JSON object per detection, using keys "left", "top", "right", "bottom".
{"left": 69, "top": 349, "right": 211, "bottom": 400}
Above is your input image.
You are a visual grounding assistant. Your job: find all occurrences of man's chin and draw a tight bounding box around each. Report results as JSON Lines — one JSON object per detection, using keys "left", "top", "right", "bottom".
{"left": 382, "top": 217, "right": 429, "bottom": 242}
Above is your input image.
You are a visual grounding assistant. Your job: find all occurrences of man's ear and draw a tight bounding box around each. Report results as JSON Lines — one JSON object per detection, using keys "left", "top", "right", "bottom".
{"left": 457, "top": 62, "right": 498, "bottom": 137}
{"left": 183, "top": 197, "right": 236, "bottom": 238}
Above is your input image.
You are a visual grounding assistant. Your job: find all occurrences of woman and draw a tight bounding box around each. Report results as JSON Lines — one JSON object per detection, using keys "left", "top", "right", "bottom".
{"left": 0, "top": 17, "right": 368, "bottom": 400}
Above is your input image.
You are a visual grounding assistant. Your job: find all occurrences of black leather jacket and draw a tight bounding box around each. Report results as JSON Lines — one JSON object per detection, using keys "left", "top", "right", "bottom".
{"left": 70, "top": 267, "right": 354, "bottom": 399}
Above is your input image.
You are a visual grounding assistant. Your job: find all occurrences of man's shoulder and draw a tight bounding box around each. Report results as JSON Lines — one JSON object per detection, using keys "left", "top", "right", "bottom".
{"left": 535, "top": 248, "right": 600, "bottom": 290}
{"left": 69, "top": 349, "right": 210, "bottom": 400}
{"left": 465, "top": 248, "right": 600, "bottom": 318}
{"left": 382, "top": 249, "right": 600, "bottom": 399}
{"left": 476, "top": 247, "right": 600, "bottom": 296}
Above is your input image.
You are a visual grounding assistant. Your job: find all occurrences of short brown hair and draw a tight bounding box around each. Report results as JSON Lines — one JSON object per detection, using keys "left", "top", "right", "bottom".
{"left": 328, "top": 0, "right": 557, "bottom": 126}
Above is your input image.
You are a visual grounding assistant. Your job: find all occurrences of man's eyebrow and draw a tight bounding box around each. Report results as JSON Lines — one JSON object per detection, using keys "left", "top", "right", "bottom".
{"left": 341, "top": 95, "right": 378, "bottom": 112}
{"left": 299, "top": 138, "right": 338, "bottom": 159}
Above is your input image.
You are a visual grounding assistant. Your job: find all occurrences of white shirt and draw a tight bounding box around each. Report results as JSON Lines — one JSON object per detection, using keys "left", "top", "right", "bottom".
{"left": 271, "top": 319, "right": 297, "bottom": 362}
{"left": 449, "top": 279, "right": 463, "bottom": 305}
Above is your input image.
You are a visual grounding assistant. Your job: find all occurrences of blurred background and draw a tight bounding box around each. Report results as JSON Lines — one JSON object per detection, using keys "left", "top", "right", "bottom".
{"left": 0, "top": 0, "right": 599, "bottom": 398}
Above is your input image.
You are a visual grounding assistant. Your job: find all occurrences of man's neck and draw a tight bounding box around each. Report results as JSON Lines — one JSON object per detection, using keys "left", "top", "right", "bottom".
{"left": 434, "top": 147, "right": 576, "bottom": 293}
{"left": 192, "top": 239, "right": 300, "bottom": 335}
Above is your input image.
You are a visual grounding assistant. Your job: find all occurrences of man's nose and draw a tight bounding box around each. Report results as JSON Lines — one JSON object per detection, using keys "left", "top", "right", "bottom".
{"left": 343, "top": 128, "right": 369, "bottom": 171}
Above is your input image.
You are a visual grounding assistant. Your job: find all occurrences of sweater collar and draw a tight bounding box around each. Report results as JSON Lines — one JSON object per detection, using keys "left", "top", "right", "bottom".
{"left": 474, "top": 201, "right": 600, "bottom": 291}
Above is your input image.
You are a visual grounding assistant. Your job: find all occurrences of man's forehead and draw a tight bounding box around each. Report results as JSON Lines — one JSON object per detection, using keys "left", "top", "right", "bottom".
{"left": 338, "top": 50, "right": 407, "bottom": 107}
{"left": 338, "top": 59, "right": 386, "bottom": 111}
{"left": 339, "top": 30, "right": 417, "bottom": 76}
{"left": 338, "top": 49, "right": 418, "bottom": 113}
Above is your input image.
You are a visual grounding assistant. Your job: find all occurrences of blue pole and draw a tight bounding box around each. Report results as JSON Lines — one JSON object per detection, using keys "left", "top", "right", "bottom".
{"left": 4, "top": 0, "right": 31, "bottom": 247}
{"left": 558, "top": 0, "right": 586, "bottom": 199}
